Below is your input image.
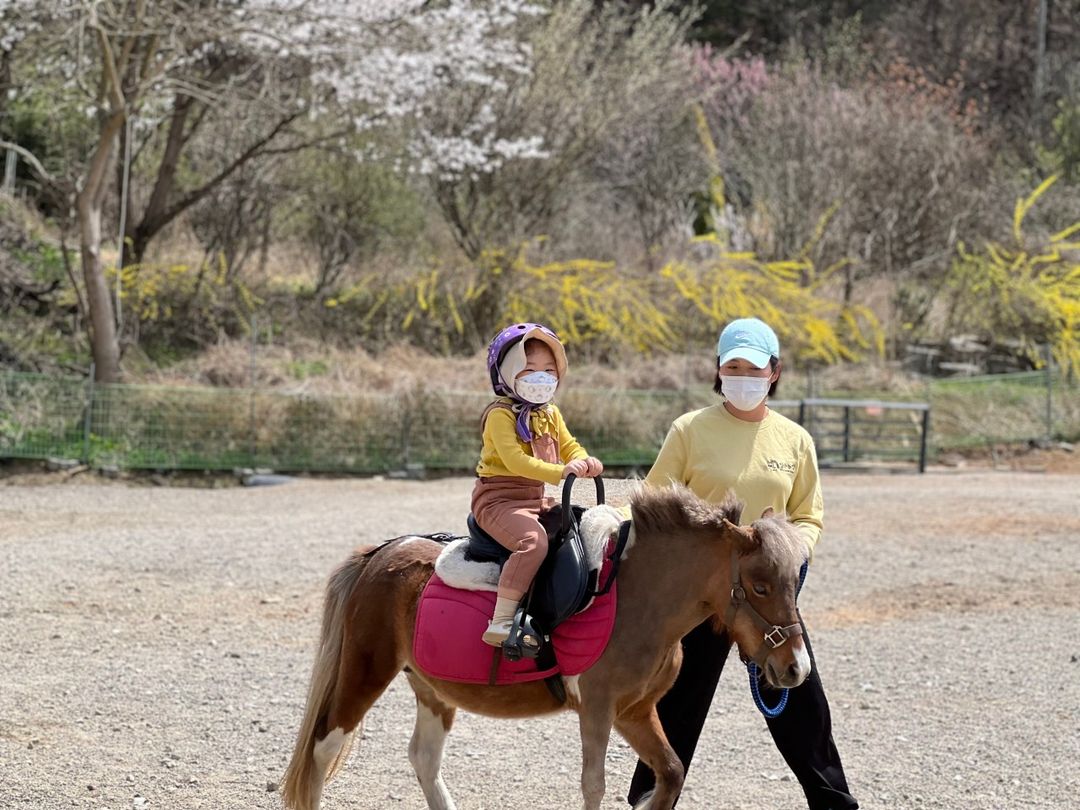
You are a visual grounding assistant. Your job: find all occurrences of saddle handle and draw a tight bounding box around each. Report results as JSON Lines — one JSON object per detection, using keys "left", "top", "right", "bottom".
{"left": 560, "top": 473, "right": 605, "bottom": 534}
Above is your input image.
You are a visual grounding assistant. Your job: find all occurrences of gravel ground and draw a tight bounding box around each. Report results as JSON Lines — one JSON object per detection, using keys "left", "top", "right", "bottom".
{"left": 1, "top": 469, "right": 1078, "bottom": 810}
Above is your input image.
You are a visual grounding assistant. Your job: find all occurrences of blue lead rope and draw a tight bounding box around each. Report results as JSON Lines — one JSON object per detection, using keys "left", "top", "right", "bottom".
{"left": 747, "top": 559, "right": 809, "bottom": 718}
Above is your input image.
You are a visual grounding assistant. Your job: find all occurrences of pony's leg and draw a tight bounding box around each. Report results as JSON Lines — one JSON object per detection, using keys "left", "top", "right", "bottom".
{"left": 614, "top": 705, "right": 684, "bottom": 810}
{"left": 406, "top": 673, "right": 458, "bottom": 810}
{"left": 578, "top": 704, "right": 615, "bottom": 810}
{"left": 308, "top": 727, "right": 348, "bottom": 810}
{"left": 283, "top": 553, "right": 409, "bottom": 810}
{"left": 306, "top": 642, "right": 402, "bottom": 809}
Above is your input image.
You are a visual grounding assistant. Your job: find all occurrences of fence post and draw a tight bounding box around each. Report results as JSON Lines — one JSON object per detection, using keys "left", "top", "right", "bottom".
{"left": 248, "top": 317, "right": 258, "bottom": 464}
{"left": 797, "top": 400, "right": 806, "bottom": 426}
{"left": 681, "top": 347, "right": 692, "bottom": 416}
{"left": 3, "top": 148, "right": 16, "bottom": 196}
{"left": 1044, "top": 343, "right": 1053, "bottom": 441}
{"left": 842, "top": 406, "right": 852, "bottom": 462}
{"left": 82, "top": 363, "right": 96, "bottom": 464}
{"left": 400, "top": 409, "right": 411, "bottom": 472}
{"left": 918, "top": 408, "right": 931, "bottom": 474}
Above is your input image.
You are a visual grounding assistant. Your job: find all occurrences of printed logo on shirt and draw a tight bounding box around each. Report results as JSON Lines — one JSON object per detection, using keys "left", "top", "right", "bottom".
{"left": 766, "top": 458, "right": 797, "bottom": 475}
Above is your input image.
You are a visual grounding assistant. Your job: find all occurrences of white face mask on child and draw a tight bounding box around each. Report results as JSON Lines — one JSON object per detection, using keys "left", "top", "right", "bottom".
{"left": 720, "top": 375, "right": 771, "bottom": 411}
{"left": 514, "top": 371, "right": 558, "bottom": 404}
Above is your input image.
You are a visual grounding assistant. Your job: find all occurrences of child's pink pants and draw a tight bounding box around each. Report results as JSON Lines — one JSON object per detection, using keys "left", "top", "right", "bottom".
{"left": 471, "top": 475, "right": 556, "bottom": 599}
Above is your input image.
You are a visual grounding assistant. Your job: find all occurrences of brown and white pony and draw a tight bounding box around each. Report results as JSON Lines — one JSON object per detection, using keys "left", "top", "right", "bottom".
{"left": 282, "top": 485, "right": 811, "bottom": 810}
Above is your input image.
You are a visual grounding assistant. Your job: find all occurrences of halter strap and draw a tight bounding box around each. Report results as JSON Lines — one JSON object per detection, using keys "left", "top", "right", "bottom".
{"left": 723, "top": 546, "right": 803, "bottom": 669}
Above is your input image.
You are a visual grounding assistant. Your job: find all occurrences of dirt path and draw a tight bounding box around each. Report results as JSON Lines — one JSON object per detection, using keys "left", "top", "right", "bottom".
{"left": 1, "top": 470, "right": 1078, "bottom": 809}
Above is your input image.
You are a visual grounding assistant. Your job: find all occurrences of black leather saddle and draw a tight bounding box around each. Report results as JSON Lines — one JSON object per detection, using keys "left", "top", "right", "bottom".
{"left": 467, "top": 475, "right": 605, "bottom": 659}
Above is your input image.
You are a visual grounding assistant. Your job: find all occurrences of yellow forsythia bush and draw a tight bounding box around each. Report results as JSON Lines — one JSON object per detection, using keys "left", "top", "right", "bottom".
{"left": 946, "top": 175, "right": 1080, "bottom": 375}
{"left": 110, "top": 254, "right": 260, "bottom": 348}
{"left": 364, "top": 233, "right": 883, "bottom": 362}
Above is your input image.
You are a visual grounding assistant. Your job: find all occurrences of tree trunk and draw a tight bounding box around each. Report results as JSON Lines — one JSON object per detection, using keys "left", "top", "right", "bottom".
{"left": 130, "top": 106, "right": 304, "bottom": 264}
{"left": 77, "top": 112, "right": 126, "bottom": 383}
{"left": 131, "top": 94, "right": 194, "bottom": 264}
{"left": 78, "top": 198, "right": 122, "bottom": 382}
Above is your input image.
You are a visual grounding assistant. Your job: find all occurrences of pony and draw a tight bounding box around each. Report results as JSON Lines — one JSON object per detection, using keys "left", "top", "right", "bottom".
{"left": 282, "top": 484, "right": 811, "bottom": 810}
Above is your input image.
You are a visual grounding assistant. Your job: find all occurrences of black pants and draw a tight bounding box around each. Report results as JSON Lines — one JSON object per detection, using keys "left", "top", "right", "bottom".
{"left": 627, "top": 618, "right": 858, "bottom": 810}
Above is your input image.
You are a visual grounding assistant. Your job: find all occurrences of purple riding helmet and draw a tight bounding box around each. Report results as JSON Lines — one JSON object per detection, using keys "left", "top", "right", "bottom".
{"left": 485, "top": 323, "right": 568, "bottom": 442}
{"left": 486, "top": 322, "right": 567, "bottom": 395}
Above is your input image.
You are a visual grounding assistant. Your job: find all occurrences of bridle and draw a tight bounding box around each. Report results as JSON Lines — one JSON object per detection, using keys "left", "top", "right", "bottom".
{"left": 722, "top": 546, "right": 803, "bottom": 669}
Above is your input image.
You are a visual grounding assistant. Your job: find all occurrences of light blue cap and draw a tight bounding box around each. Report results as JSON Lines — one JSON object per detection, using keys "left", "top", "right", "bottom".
{"left": 717, "top": 318, "right": 780, "bottom": 369}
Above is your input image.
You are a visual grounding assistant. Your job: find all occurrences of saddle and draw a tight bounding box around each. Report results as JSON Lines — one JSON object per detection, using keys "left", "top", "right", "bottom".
{"left": 466, "top": 474, "right": 605, "bottom": 660}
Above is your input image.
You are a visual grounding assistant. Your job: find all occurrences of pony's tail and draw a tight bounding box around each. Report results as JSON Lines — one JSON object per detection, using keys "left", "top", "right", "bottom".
{"left": 281, "top": 547, "right": 374, "bottom": 810}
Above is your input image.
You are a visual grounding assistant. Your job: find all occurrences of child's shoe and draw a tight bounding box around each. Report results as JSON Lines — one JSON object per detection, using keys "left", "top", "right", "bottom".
{"left": 482, "top": 596, "right": 519, "bottom": 647}
{"left": 482, "top": 618, "right": 513, "bottom": 647}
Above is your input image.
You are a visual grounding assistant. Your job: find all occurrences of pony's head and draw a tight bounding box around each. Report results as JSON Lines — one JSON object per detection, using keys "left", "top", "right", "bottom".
{"left": 628, "top": 485, "right": 811, "bottom": 690}
{"left": 719, "top": 509, "right": 811, "bottom": 689}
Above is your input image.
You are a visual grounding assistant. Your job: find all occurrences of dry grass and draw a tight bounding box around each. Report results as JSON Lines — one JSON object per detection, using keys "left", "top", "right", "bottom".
{"left": 139, "top": 338, "right": 725, "bottom": 395}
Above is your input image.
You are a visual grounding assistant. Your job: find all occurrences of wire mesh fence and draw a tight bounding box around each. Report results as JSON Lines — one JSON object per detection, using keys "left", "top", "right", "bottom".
{"left": 925, "top": 370, "right": 1078, "bottom": 449}
{"left": 1, "top": 367, "right": 1075, "bottom": 474}
{"left": 0, "top": 372, "right": 703, "bottom": 473}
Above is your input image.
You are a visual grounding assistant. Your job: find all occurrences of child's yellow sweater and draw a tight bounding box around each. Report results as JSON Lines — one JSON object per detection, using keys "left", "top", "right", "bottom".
{"left": 476, "top": 401, "right": 588, "bottom": 486}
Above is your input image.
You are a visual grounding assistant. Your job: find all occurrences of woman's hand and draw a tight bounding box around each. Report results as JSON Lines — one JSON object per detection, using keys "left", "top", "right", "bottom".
{"left": 561, "top": 459, "right": 590, "bottom": 479}
{"left": 583, "top": 456, "right": 604, "bottom": 477}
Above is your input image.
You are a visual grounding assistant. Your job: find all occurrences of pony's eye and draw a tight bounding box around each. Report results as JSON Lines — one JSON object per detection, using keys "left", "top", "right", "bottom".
{"left": 752, "top": 584, "right": 768, "bottom": 596}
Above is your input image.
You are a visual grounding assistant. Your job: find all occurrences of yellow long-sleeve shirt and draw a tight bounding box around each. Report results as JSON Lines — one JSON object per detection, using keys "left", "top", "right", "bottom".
{"left": 645, "top": 404, "right": 824, "bottom": 556}
{"left": 476, "top": 400, "right": 589, "bottom": 486}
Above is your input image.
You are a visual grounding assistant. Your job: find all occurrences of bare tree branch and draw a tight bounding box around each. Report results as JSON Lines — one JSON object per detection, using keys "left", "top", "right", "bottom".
{"left": 0, "top": 140, "right": 58, "bottom": 189}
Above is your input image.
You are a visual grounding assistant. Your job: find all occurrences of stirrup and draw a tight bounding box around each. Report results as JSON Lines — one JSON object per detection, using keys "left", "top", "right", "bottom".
{"left": 502, "top": 602, "right": 543, "bottom": 662}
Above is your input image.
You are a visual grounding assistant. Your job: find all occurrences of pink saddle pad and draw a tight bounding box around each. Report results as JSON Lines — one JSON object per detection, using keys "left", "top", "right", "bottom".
{"left": 413, "top": 553, "right": 618, "bottom": 685}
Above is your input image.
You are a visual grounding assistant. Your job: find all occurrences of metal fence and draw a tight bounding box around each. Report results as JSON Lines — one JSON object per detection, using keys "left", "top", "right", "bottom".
{"left": 0, "top": 371, "right": 689, "bottom": 473}
{"left": 1, "top": 367, "right": 1075, "bottom": 475}
{"left": 924, "top": 369, "right": 1078, "bottom": 449}
{"left": 0, "top": 370, "right": 930, "bottom": 474}
{"left": 784, "top": 398, "right": 932, "bottom": 472}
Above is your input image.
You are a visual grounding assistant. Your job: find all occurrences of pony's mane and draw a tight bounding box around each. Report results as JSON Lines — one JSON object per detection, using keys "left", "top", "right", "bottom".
{"left": 749, "top": 515, "right": 811, "bottom": 569}
{"left": 629, "top": 484, "right": 743, "bottom": 539}
{"left": 629, "top": 484, "right": 808, "bottom": 569}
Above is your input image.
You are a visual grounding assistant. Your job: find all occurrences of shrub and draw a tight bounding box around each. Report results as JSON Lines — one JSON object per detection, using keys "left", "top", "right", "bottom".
{"left": 943, "top": 175, "right": 1080, "bottom": 375}
{"left": 698, "top": 56, "right": 997, "bottom": 352}
{"left": 113, "top": 255, "right": 260, "bottom": 356}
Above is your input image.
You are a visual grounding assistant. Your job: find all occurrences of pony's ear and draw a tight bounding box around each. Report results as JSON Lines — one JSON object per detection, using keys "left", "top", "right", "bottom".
{"left": 760, "top": 507, "right": 775, "bottom": 519}
{"left": 721, "top": 518, "right": 757, "bottom": 553}
{"left": 719, "top": 489, "right": 743, "bottom": 525}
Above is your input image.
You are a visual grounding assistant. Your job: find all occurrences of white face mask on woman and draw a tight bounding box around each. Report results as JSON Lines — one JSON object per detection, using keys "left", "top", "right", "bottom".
{"left": 720, "top": 375, "right": 770, "bottom": 411}
{"left": 514, "top": 371, "right": 558, "bottom": 404}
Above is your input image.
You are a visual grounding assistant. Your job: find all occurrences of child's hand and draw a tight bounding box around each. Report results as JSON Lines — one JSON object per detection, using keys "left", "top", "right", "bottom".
{"left": 561, "top": 459, "right": 589, "bottom": 479}
{"left": 584, "top": 457, "right": 604, "bottom": 477}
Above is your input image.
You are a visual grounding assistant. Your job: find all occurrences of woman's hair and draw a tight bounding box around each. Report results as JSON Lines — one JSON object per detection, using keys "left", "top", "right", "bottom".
{"left": 713, "top": 356, "right": 780, "bottom": 398}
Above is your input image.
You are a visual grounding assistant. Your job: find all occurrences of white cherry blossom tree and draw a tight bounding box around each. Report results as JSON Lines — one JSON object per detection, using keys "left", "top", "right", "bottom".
{"left": 1, "top": 0, "right": 545, "bottom": 380}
